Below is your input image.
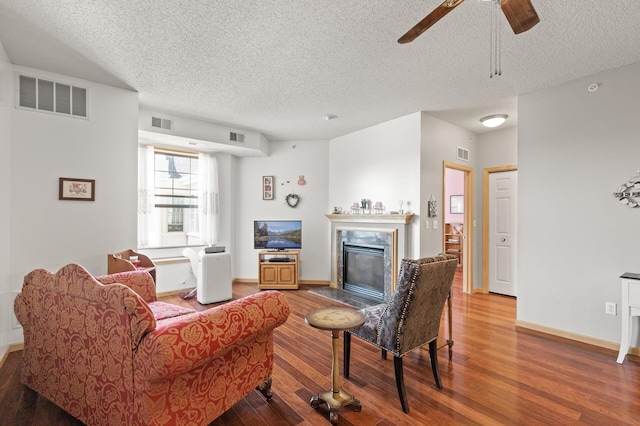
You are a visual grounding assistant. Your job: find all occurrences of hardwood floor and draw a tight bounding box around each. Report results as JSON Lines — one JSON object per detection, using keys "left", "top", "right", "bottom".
{"left": 3, "top": 273, "right": 640, "bottom": 425}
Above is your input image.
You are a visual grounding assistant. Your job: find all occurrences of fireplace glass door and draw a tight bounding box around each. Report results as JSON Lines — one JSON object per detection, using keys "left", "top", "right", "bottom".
{"left": 343, "top": 243, "right": 385, "bottom": 302}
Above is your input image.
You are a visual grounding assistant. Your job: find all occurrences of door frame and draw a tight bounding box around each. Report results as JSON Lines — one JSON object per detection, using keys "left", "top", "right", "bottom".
{"left": 482, "top": 165, "right": 517, "bottom": 293}
{"left": 443, "top": 161, "right": 474, "bottom": 294}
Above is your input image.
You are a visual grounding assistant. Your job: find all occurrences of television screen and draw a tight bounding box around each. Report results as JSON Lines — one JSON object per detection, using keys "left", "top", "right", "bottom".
{"left": 254, "top": 220, "right": 302, "bottom": 250}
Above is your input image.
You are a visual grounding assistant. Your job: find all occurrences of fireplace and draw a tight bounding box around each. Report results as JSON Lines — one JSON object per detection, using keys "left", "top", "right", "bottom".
{"left": 343, "top": 243, "right": 385, "bottom": 302}
{"left": 310, "top": 214, "right": 413, "bottom": 309}
{"left": 336, "top": 228, "right": 396, "bottom": 302}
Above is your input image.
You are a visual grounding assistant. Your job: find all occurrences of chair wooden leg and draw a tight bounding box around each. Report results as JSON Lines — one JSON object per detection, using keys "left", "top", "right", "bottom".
{"left": 343, "top": 331, "right": 351, "bottom": 378}
{"left": 393, "top": 356, "right": 410, "bottom": 413}
{"left": 429, "top": 340, "right": 443, "bottom": 389}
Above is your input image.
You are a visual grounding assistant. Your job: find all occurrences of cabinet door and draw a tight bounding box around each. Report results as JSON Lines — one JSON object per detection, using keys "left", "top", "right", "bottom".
{"left": 261, "top": 265, "right": 278, "bottom": 284}
{"left": 278, "top": 265, "right": 295, "bottom": 285}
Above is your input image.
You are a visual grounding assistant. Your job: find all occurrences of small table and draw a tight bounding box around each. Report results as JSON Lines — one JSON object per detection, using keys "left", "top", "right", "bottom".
{"left": 305, "top": 307, "right": 365, "bottom": 424}
{"left": 617, "top": 272, "right": 640, "bottom": 363}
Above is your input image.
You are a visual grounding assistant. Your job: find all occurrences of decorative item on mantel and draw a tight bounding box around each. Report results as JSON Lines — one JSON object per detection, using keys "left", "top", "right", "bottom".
{"left": 614, "top": 170, "right": 640, "bottom": 208}
{"left": 360, "top": 198, "right": 372, "bottom": 214}
{"left": 373, "top": 201, "right": 385, "bottom": 214}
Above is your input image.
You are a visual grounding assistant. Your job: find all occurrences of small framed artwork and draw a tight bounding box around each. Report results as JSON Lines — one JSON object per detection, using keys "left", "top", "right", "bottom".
{"left": 450, "top": 195, "right": 463, "bottom": 214}
{"left": 59, "top": 177, "right": 95, "bottom": 201}
{"left": 263, "top": 176, "right": 274, "bottom": 200}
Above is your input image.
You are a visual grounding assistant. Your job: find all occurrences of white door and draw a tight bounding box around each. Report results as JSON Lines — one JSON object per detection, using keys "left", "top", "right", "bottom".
{"left": 489, "top": 170, "right": 517, "bottom": 296}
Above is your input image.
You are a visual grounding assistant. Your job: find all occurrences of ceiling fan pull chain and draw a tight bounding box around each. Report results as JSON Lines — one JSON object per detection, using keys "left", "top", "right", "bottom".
{"left": 497, "top": 0, "right": 502, "bottom": 76}
{"left": 489, "top": 2, "right": 495, "bottom": 78}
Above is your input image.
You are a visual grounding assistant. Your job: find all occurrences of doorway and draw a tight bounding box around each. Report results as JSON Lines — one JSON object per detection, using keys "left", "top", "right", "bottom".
{"left": 443, "top": 161, "right": 473, "bottom": 294}
{"left": 482, "top": 166, "right": 518, "bottom": 296}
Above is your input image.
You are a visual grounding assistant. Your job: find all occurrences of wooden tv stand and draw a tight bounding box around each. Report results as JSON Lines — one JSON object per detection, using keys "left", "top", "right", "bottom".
{"left": 258, "top": 250, "right": 299, "bottom": 290}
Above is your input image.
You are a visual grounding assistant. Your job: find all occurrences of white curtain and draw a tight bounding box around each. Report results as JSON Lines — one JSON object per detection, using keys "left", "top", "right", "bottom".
{"left": 137, "top": 145, "right": 159, "bottom": 248}
{"left": 199, "top": 153, "right": 220, "bottom": 245}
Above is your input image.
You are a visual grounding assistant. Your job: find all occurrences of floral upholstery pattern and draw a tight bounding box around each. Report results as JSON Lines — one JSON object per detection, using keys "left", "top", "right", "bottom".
{"left": 14, "top": 264, "right": 290, "bottom": 426}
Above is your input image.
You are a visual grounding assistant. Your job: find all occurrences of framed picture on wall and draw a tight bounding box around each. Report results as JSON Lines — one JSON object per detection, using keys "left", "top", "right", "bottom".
{"left": 263, "top": 176, "right": 274, "bottom": 200}
{"left": 59, "top": 177, "right": 95, "bottom": 201}
{"left": 450, "top": 195, "right": 463, "bottom": 214}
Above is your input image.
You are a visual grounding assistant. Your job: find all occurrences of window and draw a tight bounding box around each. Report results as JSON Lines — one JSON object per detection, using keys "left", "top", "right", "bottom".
{"left": 138, "top": 146, "right": 219, "bottom": 248}
{"left": 154, "top": 152, "right": 198, "bottom": 240}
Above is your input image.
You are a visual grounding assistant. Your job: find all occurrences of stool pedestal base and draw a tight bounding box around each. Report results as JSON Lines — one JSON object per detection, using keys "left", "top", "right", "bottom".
{"left": 310, "top": 388, "right": 361, "bottom": 424}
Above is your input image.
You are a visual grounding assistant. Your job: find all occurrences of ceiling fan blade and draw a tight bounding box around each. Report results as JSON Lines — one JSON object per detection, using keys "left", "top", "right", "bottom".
{"left": 500, "top": 0, "right": 540, "bottom": 34}
{"left": 398, "top": 0, "right": 466, "bottom": 44}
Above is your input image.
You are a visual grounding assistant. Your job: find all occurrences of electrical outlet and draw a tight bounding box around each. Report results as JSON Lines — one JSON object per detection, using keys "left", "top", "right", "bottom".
{"left": 605, "top": 301, "right": 617, "bottom": 316}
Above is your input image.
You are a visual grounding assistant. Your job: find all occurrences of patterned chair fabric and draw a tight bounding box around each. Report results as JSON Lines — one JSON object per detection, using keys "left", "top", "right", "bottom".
{"left": 343, "top": 254, "right": 458, "bottom": 413}
{"left": 14, "top": 263, "right": 290, "bottom": 426}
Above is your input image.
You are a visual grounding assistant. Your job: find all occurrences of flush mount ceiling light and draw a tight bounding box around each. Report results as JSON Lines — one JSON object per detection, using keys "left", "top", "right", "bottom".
{"left": 322, "top": 114, "right": 338, "bottom": 121}
{"left": 480, "top": 114, "right": 508, "bottom": 128}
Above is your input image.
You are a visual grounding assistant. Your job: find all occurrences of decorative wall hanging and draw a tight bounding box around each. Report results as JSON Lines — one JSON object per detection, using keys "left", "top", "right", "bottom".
{"left": 59, "top": 177, "right": 95, "bottom": 201}
{"left": 286, "top": 194, "right": 300, "bottom": 208}
{"left": 297, "top": 175, "right": 306, "bottom": 185}
{"left": 428, "top": 194, "right": 437, "bottom": 217}
{"left": 262, "top": 176, "right": 274, "bottom": 200}
{"left": 613, "top": 171, "right": 640, "bottom": 208}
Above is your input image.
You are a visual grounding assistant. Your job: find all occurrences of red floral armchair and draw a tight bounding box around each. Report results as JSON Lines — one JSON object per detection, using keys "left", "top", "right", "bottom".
{"left": 13, "top": 263, "right": 290, "bottom": 425}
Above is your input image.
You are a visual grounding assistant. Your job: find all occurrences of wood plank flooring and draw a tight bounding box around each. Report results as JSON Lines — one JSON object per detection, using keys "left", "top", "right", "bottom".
{"left": 2, "top": 273, "right": 640, "bottom": 425}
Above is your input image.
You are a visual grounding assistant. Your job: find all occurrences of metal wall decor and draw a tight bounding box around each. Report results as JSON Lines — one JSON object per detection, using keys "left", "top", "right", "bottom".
{"left": 428, "top": 194, "right": 437, "bottom": 217}
{"left": 286, "top": 194, "right": 300, "bottom": 208}
{"left": 614, "top": 171, "right": 640, "bottom": 208}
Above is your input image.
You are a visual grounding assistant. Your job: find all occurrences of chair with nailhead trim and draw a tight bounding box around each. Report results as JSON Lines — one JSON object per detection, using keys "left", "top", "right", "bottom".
{"left": 343, "top": 254, "right": 458, "bottom": 413}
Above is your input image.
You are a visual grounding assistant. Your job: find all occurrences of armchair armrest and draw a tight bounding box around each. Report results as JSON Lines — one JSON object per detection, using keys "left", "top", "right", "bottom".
{"left": 96, "top": 270, "right": 157, "bottom": 303}
{"left": 134, "top": 290, "right": 290, "bottom": 381}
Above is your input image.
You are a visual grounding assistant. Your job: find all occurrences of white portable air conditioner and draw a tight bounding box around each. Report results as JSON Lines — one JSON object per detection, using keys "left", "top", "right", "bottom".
{"left": 183, "top": 248, "right": 232, "bottom": 304}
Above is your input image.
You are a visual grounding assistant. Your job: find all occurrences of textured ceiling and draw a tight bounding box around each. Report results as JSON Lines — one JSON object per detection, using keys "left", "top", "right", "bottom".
{"left": 1, "top": 0, "right": 639, "bottom": 141}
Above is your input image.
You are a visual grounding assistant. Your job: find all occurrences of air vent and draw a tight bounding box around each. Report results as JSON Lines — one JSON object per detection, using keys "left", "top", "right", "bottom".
{"left": 230, "top": 132, "right": 245, "bottom": 143}
{"left": 151, "top": 116, "right": 173, "bottom": 130}
{"left": 18, "top": 74, "right": 88, "bottom": 118}
{"left": 457, "top": 146, "right": 470, "bottom": 162}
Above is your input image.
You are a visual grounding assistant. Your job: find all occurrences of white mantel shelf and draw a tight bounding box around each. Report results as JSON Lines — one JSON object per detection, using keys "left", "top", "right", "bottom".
{"left": 325, "top": 213, "right": 414, "bottom": 224}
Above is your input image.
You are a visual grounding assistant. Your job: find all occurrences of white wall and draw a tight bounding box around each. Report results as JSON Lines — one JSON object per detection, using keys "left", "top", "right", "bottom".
{"left": 329, "top": 112, "right": 423, "bottom": 257}
{"left": 236, "top": 140, "right": 330, "bottom": 282}
{"left": 518, "top": 62, "right": 640, "bottom": 345}
{"left": 0, "top": 41, "right": 12, "bottom": 354}
{"left": 474, "top": 126, "right": 518, "bottom": 289}
{"left": 8, "top": 66, "right": 138, "bottom": 344}
{"left": 420, "top": 113, "right": 476, "bottom": 257}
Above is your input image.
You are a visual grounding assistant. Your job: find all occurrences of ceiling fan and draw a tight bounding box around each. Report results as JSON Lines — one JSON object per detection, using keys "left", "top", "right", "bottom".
{"left": 398, "top": 0, "right": 540, "bottom": 44}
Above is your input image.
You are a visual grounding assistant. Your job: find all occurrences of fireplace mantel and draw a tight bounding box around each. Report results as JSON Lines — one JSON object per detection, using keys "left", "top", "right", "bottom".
{"left": 325, "top": 213, "right": 414, "bottom": 224}
{"left": 328, "top": 214, "right": 415, "bottom": 294}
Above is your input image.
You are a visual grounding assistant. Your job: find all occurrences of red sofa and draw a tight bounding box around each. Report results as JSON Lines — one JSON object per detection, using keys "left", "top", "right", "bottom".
{"left": 14, "top": 263, "right": 290, "bottom": 425}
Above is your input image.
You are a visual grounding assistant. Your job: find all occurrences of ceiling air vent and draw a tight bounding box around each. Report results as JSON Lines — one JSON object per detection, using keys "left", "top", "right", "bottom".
{"left": 18, "top": 74, "right": 88, "bottom": 118}
{"left": 151, "top": 116, "right": 173, "bottom": 130}
{"left": 457, "top": 146, "right": 470, "bottom": 162}
{"left": 230, "top": 132, "right": 245, "bottom": 143}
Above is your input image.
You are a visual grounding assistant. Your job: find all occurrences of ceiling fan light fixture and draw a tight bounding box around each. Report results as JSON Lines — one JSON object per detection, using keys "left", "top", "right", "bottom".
{"left": 480, "top": 114, "right": 508, "bottom": 128}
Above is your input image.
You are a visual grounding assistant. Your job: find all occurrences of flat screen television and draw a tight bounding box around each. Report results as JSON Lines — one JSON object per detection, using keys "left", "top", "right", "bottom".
{"left": 254, "top": 220, "right": 302, "bottom": 251}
